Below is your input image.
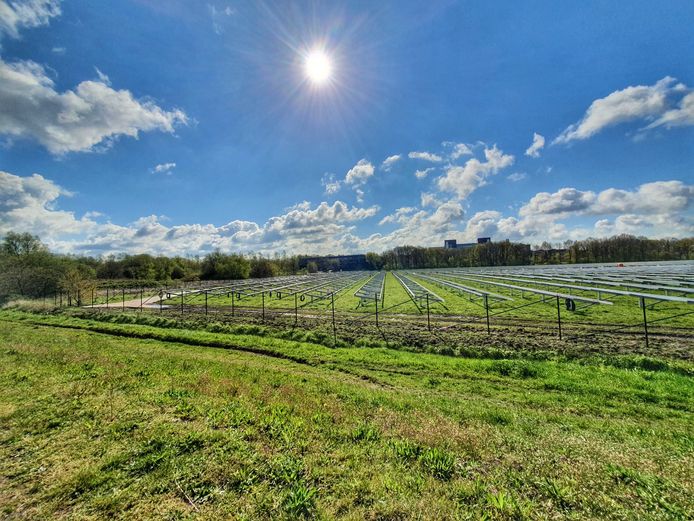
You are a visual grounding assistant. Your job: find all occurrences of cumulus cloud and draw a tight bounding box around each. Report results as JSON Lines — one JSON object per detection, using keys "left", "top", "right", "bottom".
{"left": 321, "top": 173, "right": 341, "bottom": 195}
{"left": 553, "top": 77, "right": 691, "bottom": 144}
{"left": 414, "top": 167, "right": 434, "bottom": 179}
{"left": 420, "top": 192, "right": 442, "bottom": 208}
{"left": 0, "top": 57, "right": 188, "bottom": 154}
{"left": 408, "top": 151, "right": 443, "bottom": 162}
{"left": 520, "top": 180, "right": 693, "bottom": 217}
{"left": 381, "top": 154, "right": 401, "bottom": 171}
{"left": 151, "top": 162, "right": 176, "bottom": 175}
{"left": 449, "top": 142, "right": 472, "bottom": 160}
{"left": 645, "top": 92, "right": 694, "bottom": 129}
{"left": 379, "top": 207, "right": 416, "bottom": 226}
{"left": 436, "top": 145, "right": 514, "bottom": 200}
{"left": 524, "top": 133, "right": 545, "bottom": 157}
{"left": 520, "top": 188, "right": 596, "bottom": 217}
{"left": 344, "top": 158, "right": 374, "bottom": 185}
{"left": 0, "top": 0, "right": 60, "bottom": 39}
{"left": 0, "top": 170, "right": 382, "bottom": 255}
{"left": 0, "top": 170, "right": 95, "bottom": 237}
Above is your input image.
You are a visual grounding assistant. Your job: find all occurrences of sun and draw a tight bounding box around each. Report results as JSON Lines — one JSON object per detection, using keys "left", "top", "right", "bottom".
{"left": 304, "top": 49, "right": 333, "bottom": 85}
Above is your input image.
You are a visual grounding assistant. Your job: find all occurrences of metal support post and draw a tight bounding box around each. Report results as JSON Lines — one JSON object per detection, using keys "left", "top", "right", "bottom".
{"left": 262, "top": 292, "right": 265, "bottom": 322}
{"left": 122, "top": 288, "right": 125, "bottom": 310}
{"left": 484, "top": 294, "right": 490, "bottom": 334}
{"left": 106, "top": 288, "right": 109, "bottom": 309}
{"left": 331, "top": 292, "right": 337, "bottom": 345}
{"left": 556, "top": 295, "right": 562, "bottom": 340}
{"left": 426, "top": 293, "right": 431, "bottom": 332}
{"left": 374, "top": 293, "right": 379, "bottom": 328}
{"left": 294, "top": 293, "right": 298, "bottom": 324}
{"left": 205, "top": 291, "right": 208, "bottom": 316}
{"left": 640, "top": 297, "right": 649, "bottom": 348}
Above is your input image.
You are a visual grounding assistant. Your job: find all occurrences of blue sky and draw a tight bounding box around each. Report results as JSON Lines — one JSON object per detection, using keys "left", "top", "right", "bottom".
{"left": 0, "top": 0, "right": 692, "bottom": 256}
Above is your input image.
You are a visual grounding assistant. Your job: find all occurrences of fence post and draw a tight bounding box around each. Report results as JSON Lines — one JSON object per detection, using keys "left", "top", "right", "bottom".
{"left": 484, "top": 294, "right": 490, "bottom": 334}
{"left": 426, "top": 293, "right": 431, "bottom": 332}
{"left": 640, "top": 297, "right": 649, "bottom": 348}
{"left": 231, "top": 292, "right": 235, "bottom": 317}
{"left": 140, "top": 287, "right": 143, "bottom": 311}
{"left": 331, "top": 292, "right": 337, "bottom": 345}
{"left": 374, "top": 293, "right": 379, "bottom": 328}
{"left": 556, "top": 295, "right": 562, "bottom": 340}
{"left": 91, "top": 288, "right": 94, "bottom": 307}
{"left": 180, "top": 291, "right": 184, "bottom": 315}
{"left": 262, "top": 292, "right": 265, "bottom": 322}
{"left": 106, "top": 288, "right": 109, "bottom": 309}
{"left": 205, "top": 291, "right": 208, "bottom": 316}
{"left": 294, "top": 293, "right": 298, "bottom": 325}
{"left": 159, "top": 291, "right": 163, "bottom": 313}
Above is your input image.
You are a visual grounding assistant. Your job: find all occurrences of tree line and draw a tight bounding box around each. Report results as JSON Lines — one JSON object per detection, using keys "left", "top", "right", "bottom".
{"left": 0, "top": 231, "right": 691, "bottom": 303}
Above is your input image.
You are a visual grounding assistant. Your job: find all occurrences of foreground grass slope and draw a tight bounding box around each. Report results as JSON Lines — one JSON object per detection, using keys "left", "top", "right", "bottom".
{"left": 0, "top": 313, "right": 692, "bottom": 519}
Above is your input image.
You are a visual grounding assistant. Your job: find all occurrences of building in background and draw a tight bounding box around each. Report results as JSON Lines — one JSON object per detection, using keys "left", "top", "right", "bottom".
{"left": 444, "top": 237, "right": 491, "bottom": 249}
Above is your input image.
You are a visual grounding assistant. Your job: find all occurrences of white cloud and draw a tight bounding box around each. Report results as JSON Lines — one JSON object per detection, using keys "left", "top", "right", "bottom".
{"left": 0, "top": 0, "right": 60, "bottom": 39}
{"left": 520, "top": 181, "right": 693, "bottom": 217}
{"left": 344, "top": 158, "right": 374, "bottom": 185}
{"left": 507, "top": 172, "right": 527, "bottom": 182}
{"left": 321, "top": 172, "right": 341, "bottom": 195}
{"left": 381, "top": 154, "right": 401, "bottom": 171}
{"left": 379, "top": 207, "right": 416, "bottom": 226}
{"left": 408, "top": 151, "right": 443, "bottom": 162}
{"left": 51, "top": 46, "right": 65, "bottom": 55}
{"left": 450, "top": 143, "right": 472, "bottom": 160}
{"left": 524, "top": 133, "right": 545, "bottom": 157}
{"left": 436, "top": 145, "right": 514, "bottom": 200}
{"left": 463, "top": 210, "right": 502, "bottom": 239}
{"left": 520, "top": 188, "right": 596, "bottom": 217}
{"left": 420, "top": 192, "right": 442, "bottom": 208}
{"left": 0, "top": 171, "right": 382, "bottom": 255}
{"left": 0, "top": 57, "right": 188, "bottom": 154}
{"left": 151, "top": 162, "right": 176, "bottom": 175}
{"left": 553, "top": 77, "right": 691, "bottom": 144}
{"left": 414, "top": 167, "right": 434, "bottom": 179}
{"left": 3, "top": 169, "right": 691, "bottom": 256}
{"left": 646, "top": 92, "right": 694, "bottom": 129}
{"left": 0, "top": 170, "right": 95, "bottom": 238}
{"left": 592, "top": 180, "right": 694, "bottom": 215}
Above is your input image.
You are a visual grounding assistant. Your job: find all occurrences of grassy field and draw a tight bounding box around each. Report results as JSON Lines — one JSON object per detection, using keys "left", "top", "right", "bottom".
{"left": 1, "top": 310, "right": 692, "bottom": 519}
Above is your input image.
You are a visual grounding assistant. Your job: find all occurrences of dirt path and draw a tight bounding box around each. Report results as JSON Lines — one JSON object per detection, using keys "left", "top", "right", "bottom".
{"left": 87, "top": 295, "right": 163, "bottom": 309}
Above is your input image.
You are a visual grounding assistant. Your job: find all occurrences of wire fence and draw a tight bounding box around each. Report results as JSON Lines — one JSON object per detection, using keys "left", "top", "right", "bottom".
{"left": 43, "top": 283, "right": 694, "bottom": 359}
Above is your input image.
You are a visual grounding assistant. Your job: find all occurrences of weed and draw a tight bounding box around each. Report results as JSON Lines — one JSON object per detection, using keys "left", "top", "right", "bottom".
{"left": 284, "top": 482, "right": 316, "bottom": 518}
{"left": 420, "top": 447, "right": 456, "bottom": 480}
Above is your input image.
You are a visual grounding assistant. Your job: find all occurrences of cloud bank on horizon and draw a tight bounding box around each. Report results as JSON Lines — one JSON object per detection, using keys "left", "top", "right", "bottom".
{"left": 0, "top": 0, "right": 692, "bottom": 256}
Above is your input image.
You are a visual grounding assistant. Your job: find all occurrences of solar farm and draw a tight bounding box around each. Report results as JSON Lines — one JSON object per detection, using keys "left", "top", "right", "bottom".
{"left": 80, "top": 260, "right": 694, "bottom": 352}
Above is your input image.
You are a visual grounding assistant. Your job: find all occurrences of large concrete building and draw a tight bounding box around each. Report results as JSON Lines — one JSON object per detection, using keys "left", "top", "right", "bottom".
{"left": 443, "top": 237, "right": 491, "bottom": 249}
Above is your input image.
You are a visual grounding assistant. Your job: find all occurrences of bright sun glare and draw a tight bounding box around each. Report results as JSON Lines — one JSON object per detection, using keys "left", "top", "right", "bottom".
{"left": 305, "top": 50, "right": 332, "bottom": 84}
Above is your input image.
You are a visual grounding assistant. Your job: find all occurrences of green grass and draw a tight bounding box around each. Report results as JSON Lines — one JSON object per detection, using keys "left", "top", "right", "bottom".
{"left": 1, "top": 310, "right": 692, "bottom": 519}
